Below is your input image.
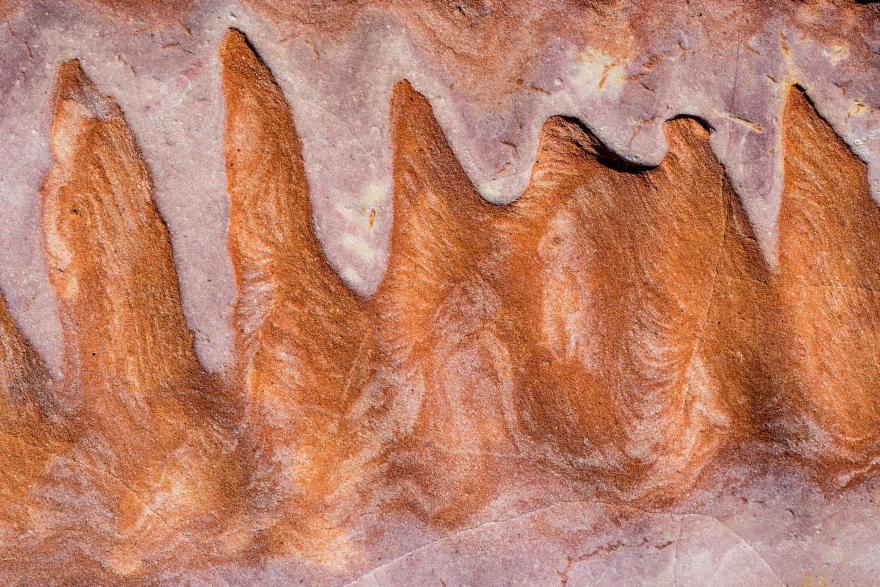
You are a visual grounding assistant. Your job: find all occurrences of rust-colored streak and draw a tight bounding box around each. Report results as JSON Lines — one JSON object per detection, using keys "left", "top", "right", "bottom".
{"left": 43, "top": 61, "right": 200, "bottom": 398}
{"left": 0, "top": 60, "right": 242, "bottom": 584}
{"left": 700, "top": 89, "right": 880, "bottom": 484}
{"left": 221, "top": 29, "right": 376, "bottom": 563}
{"left": 374, "top": 81, "right": 517, "bottom": 524}
{"left": 40, "top": 61, "right": 220, "bottom": 486}
{"left": 503, "top": 116, "right": 733, "bottom": 499}
{"left": 776, "top": 89, "right": 880, "bottom": 472}
{"left": 0, "top": 296, "right": 55, "bottom": 445}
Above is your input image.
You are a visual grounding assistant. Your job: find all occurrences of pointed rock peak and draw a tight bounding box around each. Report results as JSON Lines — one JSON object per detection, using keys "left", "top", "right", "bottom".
{"left": 779, "top": 84, "right": 880, "bottom": 287}
{"left": 221, "top": 24, "right": 364, "bottom": 381}
{"left": 48, "top": 61, "right": 118, "bottom": 167}
{"left": 784, "top": 85, "right": 814, "bottom": 118}
{"left": 220, "top": 28, "right": 262, "bottom": 71}
{"left": 219, "top": 27, "right": 303, "bottom": 171}
{"left": 783, "top": 84, "right": 865, "bottom": 166}
{"left": 220, "top": 28, "right": 286, "bottom": 111}
{"left": 220, "top": 27, "right": 321, "bottom": 267}
{"left": 43, "top": 59, "right": 200, "bottom": 393}
{"left": 380, "top": 79, "right": 501, "bottom": 305}
{"left": 52, "top": 60, "right": 114, "bottom": 121}
{"left": 390, "top": 79, "right": 496, "bottom": 217}
{"left": 390, "top": 79, "right": 428, "bottom": 115}
{"left": 0, "top": 293, "right": 51, "bottom": 406}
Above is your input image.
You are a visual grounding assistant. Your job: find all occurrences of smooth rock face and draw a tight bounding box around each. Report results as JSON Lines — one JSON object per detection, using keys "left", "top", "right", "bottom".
{"left": 1, "top": 1, "right": 879, "bottom": 585}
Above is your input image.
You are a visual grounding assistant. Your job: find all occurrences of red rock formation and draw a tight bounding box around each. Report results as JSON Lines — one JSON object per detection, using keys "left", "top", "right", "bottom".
{"left": 222, "top": 29, "right": 379, "bottom": 564}
{"left": 1, "top": 7, "right": 880, "bottom": 584}
{"left": 706, "top": 88, "right": 880, "bottom": 482}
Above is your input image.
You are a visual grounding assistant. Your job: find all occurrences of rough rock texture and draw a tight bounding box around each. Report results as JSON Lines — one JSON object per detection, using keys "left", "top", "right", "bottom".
{"left": 1, "top": 1, "right": 880, "bottom": 585}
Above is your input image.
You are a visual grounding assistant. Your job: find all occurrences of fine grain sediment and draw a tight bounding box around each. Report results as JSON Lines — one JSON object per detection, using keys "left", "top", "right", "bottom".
{"left": 0, "top": 22, "right": 879, "bottom": 583}
{"left": 1, "top": 1, "right": 880, "bottom": 378}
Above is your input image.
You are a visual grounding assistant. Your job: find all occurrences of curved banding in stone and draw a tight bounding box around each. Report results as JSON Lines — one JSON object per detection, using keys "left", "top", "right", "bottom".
{"left": 2, "top": 1, "right": 880, "bottom": 374}
{"left": 0, "top": 3, "right": 879, "bottom": 583}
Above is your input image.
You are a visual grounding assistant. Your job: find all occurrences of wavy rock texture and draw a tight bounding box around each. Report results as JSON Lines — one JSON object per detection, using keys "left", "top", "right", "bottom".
{"left": 1, "top": 2, "right": 880, "bottom": 586}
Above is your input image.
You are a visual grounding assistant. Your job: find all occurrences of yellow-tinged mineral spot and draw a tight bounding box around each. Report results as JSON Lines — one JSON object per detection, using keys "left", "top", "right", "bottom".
{"left": 570, "top": 48, "right": 627, "bottom": 97}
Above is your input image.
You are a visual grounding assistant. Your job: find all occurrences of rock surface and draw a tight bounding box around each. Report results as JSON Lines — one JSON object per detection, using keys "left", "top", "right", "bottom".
{"left": 1, "top": 1, "right": 879, "bottom": 585}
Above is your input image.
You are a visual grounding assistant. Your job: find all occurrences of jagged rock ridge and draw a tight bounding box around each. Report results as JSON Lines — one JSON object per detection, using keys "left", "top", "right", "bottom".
{"left": 1, "top": 26, "right": 879, "bottom": 585}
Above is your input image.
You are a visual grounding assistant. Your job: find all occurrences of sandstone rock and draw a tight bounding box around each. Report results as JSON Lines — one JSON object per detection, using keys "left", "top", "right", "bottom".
{"left": 0, "top": 1, "right": 879, "bottom": 585}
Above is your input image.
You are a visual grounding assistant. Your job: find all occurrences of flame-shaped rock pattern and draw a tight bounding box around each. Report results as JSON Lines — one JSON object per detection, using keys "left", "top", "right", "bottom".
{"left": 1, "top": 11, "right": 880, "bottom": 587}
